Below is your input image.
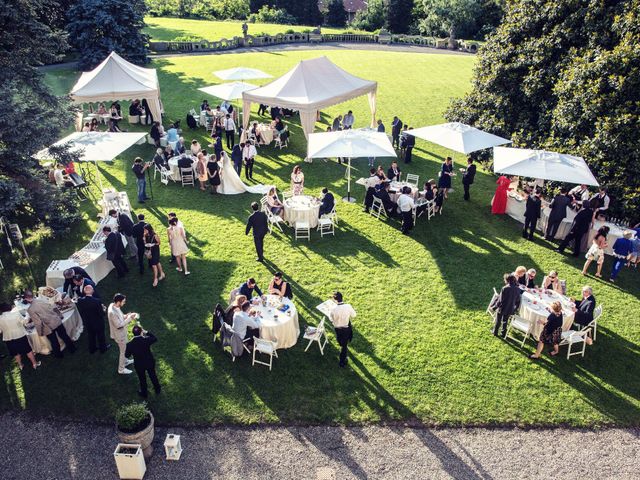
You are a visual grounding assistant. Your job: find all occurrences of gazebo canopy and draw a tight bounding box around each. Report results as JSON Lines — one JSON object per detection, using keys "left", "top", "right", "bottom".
{"left": 70, "top": 52, "right": 163, "bottom": 122}
{"left": 407, "top": 122, "right": 511, "bottom": 154}
{"left": 198, "top": 82, "right": 258, "bottom": 101}
{"left": 242, "top": 56, "right": 377, "bottom": 138}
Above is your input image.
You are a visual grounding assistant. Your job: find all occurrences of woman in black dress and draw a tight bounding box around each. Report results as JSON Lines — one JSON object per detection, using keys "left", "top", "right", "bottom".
{"left": 207, "top": 154, "right": 220, "bottom": 194}
{"left": 529, "top": 301, "right": 563, "bottom": 359}
{"left": 0, "top": 303, "right": 40, "bottom": 370}
{"left": 437, "top": 157, "right": 454, "bottom": 199}
{"left": 144, "top": 224, "right": 165, "bottom": 287}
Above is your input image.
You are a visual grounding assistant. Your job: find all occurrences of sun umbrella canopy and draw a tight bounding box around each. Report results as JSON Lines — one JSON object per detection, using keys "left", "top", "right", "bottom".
{"left": 214, "top": 67, "right": 272, "bottom": 81}
{"left": 493, "top": 147, "right": 599, "bottom": 186}
{"left": 35, "top": 132, "right": 147, "bottom": 162}
{"left": 307, "top": 129, "right": 396, "bottom": 159}
{"left": 407, "top": 122, "right": 512, "bottom": 154}
{"left": 198, "top": 82, "right": 258, "bottom": 101}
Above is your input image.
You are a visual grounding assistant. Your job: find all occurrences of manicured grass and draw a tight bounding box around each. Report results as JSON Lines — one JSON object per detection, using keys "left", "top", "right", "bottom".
{"left": 144, "top": 16, "right": 365, "bottom": 42}
{"left": 1, "top": 50, "right": 639, "bottom": 427}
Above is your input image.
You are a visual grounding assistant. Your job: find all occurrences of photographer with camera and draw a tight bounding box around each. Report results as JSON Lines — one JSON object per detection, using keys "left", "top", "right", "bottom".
{"left": 132, "top": 157, "right": 151, "bottom": 204}
{"left": 125, "top": 322, "right": 161, "bottom": 398}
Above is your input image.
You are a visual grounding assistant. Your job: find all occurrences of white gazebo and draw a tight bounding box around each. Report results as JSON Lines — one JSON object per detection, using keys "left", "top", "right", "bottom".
{"left": 70, "top": 52, "right": 163, "bottom": 123}
{"left": 242, "top": 56, "right": 378, "bottom": 139}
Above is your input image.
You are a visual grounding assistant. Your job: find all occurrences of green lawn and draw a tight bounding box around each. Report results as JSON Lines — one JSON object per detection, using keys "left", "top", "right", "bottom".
{"left": 1, "top": 49, "right": 639, "bottom": 427}
{"left": 144, "top": 16, "right": 364, "bottom": 42}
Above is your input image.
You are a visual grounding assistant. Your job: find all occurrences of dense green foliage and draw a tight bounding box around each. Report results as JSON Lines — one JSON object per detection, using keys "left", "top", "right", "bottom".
{"left": 447, "top": 0, "right": 640, "bottom": 221}
{"left": 350, "top": 0, "right": 387, "bottom": 31}
{"left": 147, "top": 0, "right": 250, "bottom": 19}
{"left": 325, "top": 0, "right": 347, "bottom": 28}
{"left": 418, "top": 0, "right": 504, "bottom": 39}
{"left": 115, "top": 402, "right": 151, "bottom": 432}
{"left": 386, "top": 0, "right": 414, "bottom": 34}
{"left": 67, "top": 0, "right": 149, "bottom": 69}
{"left": 0, "top": 0, "right": 79, "bottom": 235}
{"left": 249, "top": 5, "right": 297, "bottom": 25}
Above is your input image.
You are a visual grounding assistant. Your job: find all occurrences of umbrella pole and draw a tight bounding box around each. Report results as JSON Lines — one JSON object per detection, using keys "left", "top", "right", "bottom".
{"left": 343, "top": 157, "right": 355, "bottom": 203}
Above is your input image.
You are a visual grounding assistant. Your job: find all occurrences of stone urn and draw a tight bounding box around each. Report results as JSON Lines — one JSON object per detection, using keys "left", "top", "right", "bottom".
{"left": 117, "top": 412, "right": 155, "bottom": 460}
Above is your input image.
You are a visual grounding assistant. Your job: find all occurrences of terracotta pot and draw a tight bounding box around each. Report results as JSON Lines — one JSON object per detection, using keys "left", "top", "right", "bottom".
{"left": 117, "top": 413, "right": 155, "bottom": 460}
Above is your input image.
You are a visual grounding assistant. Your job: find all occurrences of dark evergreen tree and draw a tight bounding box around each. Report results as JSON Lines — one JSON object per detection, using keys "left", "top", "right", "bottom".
{"left": 67, "top": 0, "right": 149, "bottom": 70}
{"left": 386, "top": 0, "right": 414, "bottom": 34}
{"left": 0, "top": 0, "right": 80, "bottom": 234}
{"left": 325, "top": 0, "right": 347, "bottom": 27}
{"left": 249, "top": 0, "right": 271, "bottom": 13}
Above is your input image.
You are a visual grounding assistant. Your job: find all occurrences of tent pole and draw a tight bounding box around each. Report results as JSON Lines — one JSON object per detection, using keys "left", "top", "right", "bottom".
{"left": 343, "top": 157, "right": 355, "bottom": 203}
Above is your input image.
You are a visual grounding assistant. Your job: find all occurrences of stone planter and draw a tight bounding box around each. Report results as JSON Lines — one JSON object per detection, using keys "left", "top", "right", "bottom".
{"left": 114, "top": 443, "right": 146, "bottom": 479}
{"left": 117, "top": 413, "right": 155, "bottom": 460}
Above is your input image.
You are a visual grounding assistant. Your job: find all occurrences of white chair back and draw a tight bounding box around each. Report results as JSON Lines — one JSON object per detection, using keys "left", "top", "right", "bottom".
{"left": 406, "top": 173, "right": 419, "bottom": 187}
{"left": 252, "top": 338, "right": 278, "bottom": 370}
{"left": 180, "top": 167, "right": 194, "bottom": 187}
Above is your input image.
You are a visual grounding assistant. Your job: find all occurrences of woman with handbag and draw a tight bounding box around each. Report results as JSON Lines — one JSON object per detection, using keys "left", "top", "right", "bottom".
{"left": 144, "top": 224, "right": 165, "bottom": 287}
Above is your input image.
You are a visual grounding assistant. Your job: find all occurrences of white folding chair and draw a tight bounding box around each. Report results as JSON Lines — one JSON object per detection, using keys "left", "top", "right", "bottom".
{"left": 189, "top": 108, "right": 199, "bottom": 126}
{"left": 266, "top": 209, "right": 284, "bottom": 233}
{"left": 487, "top": 288, "right": 499, "bottom": 324}
{"left": 282, "top": 190, "right": 293, "bottom": 200}
{"left": 317, "top": 216, "right": 335, "bottom": 237}
{"left": 252, "top": 338, "right": 278, "bottom": 370}
{"left": 370, "top": 197, "right": 387, "bottom": 220}
{"left": 303, "top": 319, "right": 328, "bottom": 354}
{"left": 274, "top": 127, "right": 289, "bottom": 149}
{"left": 427, "top": 200, "right": 436, "bottom": 220}
{"left": 153, "top": 162, "right": 162, "bottom": 180}
{"left": 180, "top": 167, "right": 194, "bottom": 187}
{"left": 405, "top": 173, "right": 419, "bottom": 187}
{"left": 589, "top": 304, "right": 602, "bottom": 342}
{"left": 411, "top": 204, "right": 417, "bottom": 224}
{"left": 294, "top": 221, "right": 311, "bottom": 241}
{"left": 506, "top": 315, "right": 533, "bottom": 347}
{"left": 160, "top": 166, "right": 172, "bottom": 185}
{"left": 559, "top": 330, "right": 589, "bottom": 359}
{"left": 221, "top": 324, "right": 251, "bottom": 362}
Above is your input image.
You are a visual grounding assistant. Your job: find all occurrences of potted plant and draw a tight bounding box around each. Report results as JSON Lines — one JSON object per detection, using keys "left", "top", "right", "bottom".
{"left": 114, "top": 443, "right": 146, "bottom": 479}
{"left": 116, "top": 402, "right": 155, "bottom": 460}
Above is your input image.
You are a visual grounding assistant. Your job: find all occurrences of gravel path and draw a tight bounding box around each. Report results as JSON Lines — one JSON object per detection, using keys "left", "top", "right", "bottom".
{"left": 1, "top": 412, "right": 637, "bottom": 479}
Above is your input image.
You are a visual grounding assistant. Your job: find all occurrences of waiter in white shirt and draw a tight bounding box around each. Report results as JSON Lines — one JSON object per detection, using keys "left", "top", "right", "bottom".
{"left": 397, "top": 186, "right": 416, "bottom": 235}
{"left": 329, "top": 291, "right": 356, "bottom": 368}
{"left": 242, "top": 141, "right": 257, "bottom": 180}
{"left": 107, "top": 293, "right": 136, "bottom": 374}
{"left": 342, "top": 110, "right": 355, "bottom": 130}
{"left": 568, "top": 184, "right": 589, "bottom": 209}
{"left": 590, "top": 187, "right": 610, "bottom": 219}
{"left": 363, "top": 168, "right": 381, "bottom": 213}
{"left": 223, "top": 114, "right": 236, "bottom": 150}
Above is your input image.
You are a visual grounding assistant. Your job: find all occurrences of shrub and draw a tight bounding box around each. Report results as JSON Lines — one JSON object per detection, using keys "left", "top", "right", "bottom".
{"left": 249, "top": 6, "right": 296, "bottom": 25}
{"left": 116, "top": 402, "right": 151, "bottom": 433}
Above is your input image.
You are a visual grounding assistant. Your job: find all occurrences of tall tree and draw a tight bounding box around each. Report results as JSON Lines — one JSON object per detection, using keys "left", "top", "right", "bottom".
{"left": 419, "top": 0, "right": 482, "bottom": 39}
{"left": 249, "top": 0, "right": 270, "bottom": 13}
{"left": 447, "top": 0, "right": 640, "bottom": 220}
{"left": 276, "top": 0, "right": 322, "bottom": 25}
{"left": 67, "top": 0, "right": 149, "bottom": 70}
{"left": 386, "top": 0, "right": 414, "bottom": 34}
{"left": 0, "top": 0, "right": 80, "bottom": 234}
{"left": 325, "top": 0, "right": 346, "bottom": 27}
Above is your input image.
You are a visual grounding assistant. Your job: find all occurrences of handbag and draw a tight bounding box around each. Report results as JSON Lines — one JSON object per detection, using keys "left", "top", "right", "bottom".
{"left": 144, "top": 248, "right": 152, "bottom": 259}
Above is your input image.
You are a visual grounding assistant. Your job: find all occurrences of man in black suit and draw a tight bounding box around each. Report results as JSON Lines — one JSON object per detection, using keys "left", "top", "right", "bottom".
{"left": 62, "top": 266, "right": 92, "bottom": 298}
{"left": 461, "top": 158, "right": 477, "bottom": 201}
{"left": 545, "top": 187, "right": 572, "bottom": 240}
{"left": 387, "top": 161, "right": 401, "bottom": 182}
{"left": 131, "top": 214, "right": 146, "bottom": 274}
{"left": 404, "top": 128, "right": 415, "bottom": 164}
{"left": 76, "top": 285, "right": 110, "bottom": 354}
{"left": 72, "top": 274, "right": 100, "bottom": 300}
{"left": 558, "top": 200, "right": 593, "bottom": 256}
{"left": 115, "top": 210, "right": 137, "bottom": 259}
{"left": 573, "top": 286, "right": 597, "bottom": 327}
{"left": 375, "top": 182, "right": 398, "bottom": 217}
{"left": 177, "top": 154, "right": 193, "bottom": 171}
{"left": 125, "top": 325, "right": 161, "bottom": 398}
{"left": 523, "top": 189, "right": 542, "bottom": 240}
{"left": 318, "top": 188, "right": 335, "bottom": 217}
{"left": 103, "top": 226, "right": 128, "bottom": 277}
{"left": 246, "top": 202, "right": 269, "bottom": 262}
{"left": 391, "top": 116, "right": 402, "bottom": 148}
{"left": 493, "top": 273, "right": 522, "bottom": 338}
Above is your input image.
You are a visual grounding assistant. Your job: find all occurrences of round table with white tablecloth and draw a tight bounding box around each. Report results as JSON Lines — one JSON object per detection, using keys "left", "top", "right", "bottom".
{"left": 168, "top": 155, "right": 196, "bottom": 181}
{"left": 240, "top": 123, "right": 274, "bottom": 145}
{"left": 518, "top": 289, "right": 575, "bottom": 340}
{"left": 250, "top": 295, "right": 299, "bottom": 349}
{"left": 283, "top": 195, "right": 321, "bottom": 228}
{"left": 389, "top": 181, "right": 418, "bottom": 203}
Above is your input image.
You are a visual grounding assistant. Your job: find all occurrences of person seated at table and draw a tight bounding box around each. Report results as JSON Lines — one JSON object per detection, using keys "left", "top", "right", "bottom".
{"left": 272, "top": 117, "right": 286, "bottom": 138}
{"left": 225, "top": 294, "right": 247, "bottom": 325}
{"left": 163, "top": 144, "right": 174, "bottom": 162}
{"left": 291, "top": 165, "right": 304, "bottom": 195}
{"left": 525, "top": 268, "right": 537, "bottom": 288}
{"left": 513, "top": 266, "right": 527, "bottom": 288}
{"left": 174, "top": 137, "right": 186, "bottom": 155}
{"left": 416, "top": 181, "right": 436, "bottom": 216}
{"left": 239, "top": 278, "right": 263, "bottom": 300}
{"left": 97, "top": 103, "right": 107, "bottom": 115}
{"left": 177, "top": 153, "right": 193, "bottom": 171}
{"left": 541, "top": 270, "right": 563, "bottom": 293}
{"left": 250, "top": 122, "right": 264, "bottom": 144}
{"left": 129, "top": 100, "right": 142, "bottom": 117}
{"left": 90, "top": 118, "right": 100, "bottom": 131}
{"left": 190, "top": 139, "right": 201, "bottom": 156}
{"left": 376, "top": 165, "right": 387, "bottom": 181}
{"left": 82, "top": 121, "right": 91, "bottom": 132}
{"left": 108, "top": 117, "right": 122, "bottom": 133}
{"left": 62, "top": 266, "right": 92, "bottom": 298}
{"left": 110, "top": 103, "right": 122, "bottom": 122}
{"left": 268, "top": 272, "right": 292, "bottom": 298}
{"left": 72, "top": 274, "right": 99, "bottom": 300}
{"left": 149, "top": 121, "right": 162, "bottom": 147}
{"left": 166, "top": 123, "right": 179, "bottom": 144}
{"left": 53, "top": 164, "right": 74, "bottom": 188}
{"left": 232, "top": 301, "right": 260, "bottom": 346}
{"left": 152, "top": 148, "right": 168, "bottom": 169}
{"left": 266, "top": 187, "right": 284, "bottom": 215}
{"left": 375, "top": 182, "right": 398, "bottom": 217}
{"left": 0, "top": 302, "right": 40, "bottom": 371}
{"left": 529, "top": 301, "right": 564, "bottom": 359}
{"left": 318, "top": 187, "right": 335, "bottom": 218}
{"left": 387, "top": 161, "right": 401, "bottom": 182}
{"left": 572, "top": 286, "right": 597, "bottom": 329}
{"left": 200, "top": 99, "right": 209, "bottom": 111}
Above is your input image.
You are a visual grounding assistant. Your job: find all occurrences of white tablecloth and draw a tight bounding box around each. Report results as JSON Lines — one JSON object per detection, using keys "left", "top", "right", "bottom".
{"left": 14, "top": 303, "right": 84, "bottom": 355}
{"left": 241, "top": 124, "right": 274, "bottom": 145}
{"left": 168, "top": 156, "right": 195, "bottom": 181}
{"left": 250, "top": 295, "right": 299, "bottom": 349}
{"left": 389, "top": 181, "right": 419, "bottom": 203}
{"left": 283, "top": 195, "right": 321, "bottom": 229}
{"left": 101, "top": 190, "right": 132, "bottom": 218}
{"left": 519, "top": 289, "right": 575, "bottom": 340}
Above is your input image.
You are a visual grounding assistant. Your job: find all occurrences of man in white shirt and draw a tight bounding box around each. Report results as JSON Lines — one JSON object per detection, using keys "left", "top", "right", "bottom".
{"left": 342, "top": 110, "right": 354, "bottom": 129}
{"left": 329, "top": 291, "right": 356, "bottom": 367}
{"left": 243, "top": 142, "right": 257, "bottom": 180}
{"left": 363, "top": 168, "right": 381, "bottom": 213}
{"left": 397, "top": 186, "right": 416, "bottom": 235}
{"left": 590, "top": 187, "right": 610, "bottom": 219}
{"left": 107, "top": 293, "right": 136, "bottom": 374}
{"left": 223, "top": 114, "right": 236, "bottom": 150}
{"left": 232, "top": 301, "right": 260, "bottom": 343}
{"left": 569, "top": 184, "right": 590, "bottom": 209}
{"left": 53, "top": 165, "right": 73, "bottom": 188}
{"left": 220, "top": 100, "right": 231, "bottom": 112}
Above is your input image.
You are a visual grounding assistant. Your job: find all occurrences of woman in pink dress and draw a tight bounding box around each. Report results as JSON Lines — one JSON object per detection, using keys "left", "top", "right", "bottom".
{"left": 491, "top": 175, "right": 512, "bottom": 214}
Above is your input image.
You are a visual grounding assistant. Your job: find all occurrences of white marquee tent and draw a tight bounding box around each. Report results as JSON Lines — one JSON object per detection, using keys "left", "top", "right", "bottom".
{"left": 242, "top": 56, "right": 378, "bottom": 139}
{"left": 70, "top": 52, "right": 163, "bottom": 123}
{"left": 493, "top": 147, "right": 599, "bottom": 186}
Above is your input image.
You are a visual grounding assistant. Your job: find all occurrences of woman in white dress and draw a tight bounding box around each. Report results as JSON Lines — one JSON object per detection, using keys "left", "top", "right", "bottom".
{"left": 291, "top": 165, "right": 304, "bottom": 196}
{"left": 167, "top": 218, "right": 190, "bottom": 275}
{"left": 218, "top": 151, "right": 271, "bottom": 195}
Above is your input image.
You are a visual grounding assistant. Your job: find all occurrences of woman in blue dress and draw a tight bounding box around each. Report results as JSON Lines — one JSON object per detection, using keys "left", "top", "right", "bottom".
{"left": 437, "top": 157, "right": 454, "bottom": 199}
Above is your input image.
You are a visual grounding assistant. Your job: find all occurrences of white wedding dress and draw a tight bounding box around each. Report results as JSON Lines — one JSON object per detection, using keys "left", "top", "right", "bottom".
{"left": 218, "top": 152, "right": 271, "bottom": 195}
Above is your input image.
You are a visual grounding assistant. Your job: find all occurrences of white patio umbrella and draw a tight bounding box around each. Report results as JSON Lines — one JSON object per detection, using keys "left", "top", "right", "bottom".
{"left": 213, "top": 67, "right": 272, "bottom": 81}
{"left": 198, "top": 81, "right": 258, "bottom": 101}
{"left": 35, "top": 132, "right": 147, "bottom": 189}
{"left": 307, "top": 129, "right": 396, "bottom": 202}
{"left": 493, "top": 147, "right": 599, "bottom": 186}
{"left": 407, "top": 122, "right": 512, "bottom": 155}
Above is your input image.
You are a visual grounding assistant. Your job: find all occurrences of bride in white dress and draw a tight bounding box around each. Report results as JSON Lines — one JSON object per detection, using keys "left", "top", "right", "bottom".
{"left": 218, "top": 151, "right": 271, "bottom": 195}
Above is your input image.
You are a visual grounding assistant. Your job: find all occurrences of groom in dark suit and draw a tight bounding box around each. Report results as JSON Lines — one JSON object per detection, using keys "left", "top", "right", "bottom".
{"left": 246, "top": 202, "right": 269, "bottom": 262}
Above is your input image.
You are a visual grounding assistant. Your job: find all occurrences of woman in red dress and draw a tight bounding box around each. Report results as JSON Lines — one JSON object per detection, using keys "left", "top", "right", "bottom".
{"left": 491, "top": 175, "right": 511, "bottom": 214}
